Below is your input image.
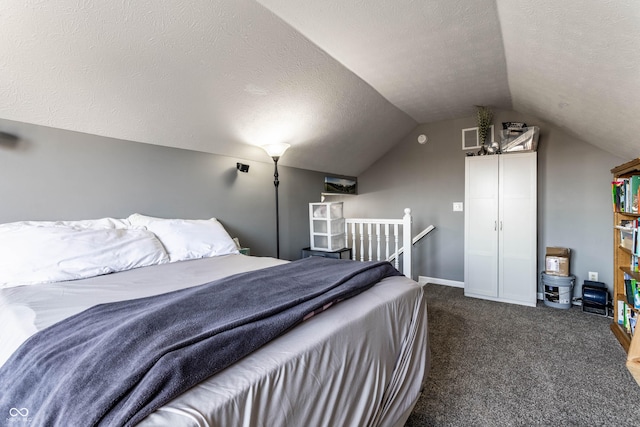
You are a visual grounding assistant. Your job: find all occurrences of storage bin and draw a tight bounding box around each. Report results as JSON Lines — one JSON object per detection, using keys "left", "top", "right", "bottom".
{"left": 619, "top": 227, "right": 636, "bottom": 251}
{"left": 500, "top": 126, "right": 539, "bottom": 153}
{"left": 310, "top": 202, "right": 343, "bottom": 219}
{"left": 541, "top": 273, "right": 575, "bottom": 309}
{"left": 312, "top": 234, "right": 346, "bottom": 252}
{"left": 309, "top": 202, "right": 346, "bottom": 251}
{"left": 311, "top": 218, "right": 344, "bottom": 234}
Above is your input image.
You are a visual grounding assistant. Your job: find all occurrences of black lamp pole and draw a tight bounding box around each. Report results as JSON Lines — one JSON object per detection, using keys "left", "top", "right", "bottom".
{"left": 261, "top": 143, "right": 290, "bottom": 259}
{"left": 272, "top": 155, "right": 281, "bottom": 259}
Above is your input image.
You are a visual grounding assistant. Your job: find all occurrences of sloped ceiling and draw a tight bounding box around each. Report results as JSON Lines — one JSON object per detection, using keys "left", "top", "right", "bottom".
{"left": 1, "top": 1, "right": 638, "bottom": 176}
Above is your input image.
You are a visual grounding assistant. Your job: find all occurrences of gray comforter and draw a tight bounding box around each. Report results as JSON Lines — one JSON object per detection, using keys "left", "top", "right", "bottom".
{"left": 0, "top": 257, "right": 400, "bottom": 426}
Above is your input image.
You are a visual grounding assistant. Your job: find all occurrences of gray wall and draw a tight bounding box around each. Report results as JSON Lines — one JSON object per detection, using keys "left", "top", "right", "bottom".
{"left": 0, "top": 112, "right": 627, "bottom": 299}
{"left": 342, "top": 109, "right": 624, "bottom": 297}
{"left": 0, "top": 118, "right": 326, "bottom": 261}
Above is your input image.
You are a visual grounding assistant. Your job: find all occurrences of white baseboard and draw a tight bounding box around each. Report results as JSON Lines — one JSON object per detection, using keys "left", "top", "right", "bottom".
{"left": 420, "top": 279, "right": 545, "bottom": 300}
{"left": 418, "top": 276, "right": 464, "bottom": 288}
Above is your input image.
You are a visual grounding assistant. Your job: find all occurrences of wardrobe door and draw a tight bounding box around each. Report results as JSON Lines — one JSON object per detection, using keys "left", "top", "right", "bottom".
{"left": 499, "top": 153, "right": 537, "bottom": 306}
{"left": 464, "top": 156, "right": 499, "bottom": 298}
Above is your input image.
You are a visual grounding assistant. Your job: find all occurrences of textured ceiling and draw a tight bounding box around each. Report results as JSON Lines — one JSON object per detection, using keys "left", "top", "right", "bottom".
{"left": 497, "top": 0, "right": 640, "bottom": 159}
{"left": 0, "top": 0, "right": 415, "bottom": 175}
{"left": 1, "top": 0, "right": 639, "bottom": 175}
{"left": 258, "top": 0, "right": 511, "bottom": 123}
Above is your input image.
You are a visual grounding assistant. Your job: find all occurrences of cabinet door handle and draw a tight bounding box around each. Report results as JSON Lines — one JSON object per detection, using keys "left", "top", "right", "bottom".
{"left": 494, "top": 221, "right": 497, "bottom": 231}
{"left": 500, "top": 221, "right": 503, "bottom": 231}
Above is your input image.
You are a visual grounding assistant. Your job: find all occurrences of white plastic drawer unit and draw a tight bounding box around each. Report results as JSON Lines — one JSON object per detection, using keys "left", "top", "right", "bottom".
{"left": 312, "top": 234, "right": 346, "bottom": 252}
{"left": 312, "top": 218, "right": 344, "bottom": 234}
{"left": 309, "top": 202, "right": 346, "bottom": 251}
{"left": 310, "top": 202, "right": 343, "bottom": 220}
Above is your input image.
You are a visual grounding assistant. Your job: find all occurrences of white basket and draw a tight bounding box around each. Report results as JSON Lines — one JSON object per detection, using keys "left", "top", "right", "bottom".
{"left": 500, "top": 126, "right": 539, "bottom": 153}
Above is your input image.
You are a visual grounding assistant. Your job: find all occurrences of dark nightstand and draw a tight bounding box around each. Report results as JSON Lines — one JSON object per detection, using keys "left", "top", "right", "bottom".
{"left": 301, "top": 247, "right": 352, "bottom": 260}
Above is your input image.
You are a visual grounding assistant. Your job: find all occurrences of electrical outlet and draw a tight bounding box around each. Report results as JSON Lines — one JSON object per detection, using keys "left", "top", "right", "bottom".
{"left": 588, "top": 271, "right": 598, "bottom": 281}
{"left": 453, "top": 202, "right": 463, "bottom": 212}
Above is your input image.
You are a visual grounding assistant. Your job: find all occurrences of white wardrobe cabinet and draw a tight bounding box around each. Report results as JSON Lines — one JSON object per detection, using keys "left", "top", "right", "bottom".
{"left": 464, "top": 152, "right": 537, "bottom": 307}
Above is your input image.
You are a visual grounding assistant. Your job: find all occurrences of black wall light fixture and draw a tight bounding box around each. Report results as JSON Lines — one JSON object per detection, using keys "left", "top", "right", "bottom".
{"left": 0, "top": 131, "right": 18, "bottom": 140}
{"left": 236, "top": 162, "right": 250, "bottom": 173}
{"left": 0, "top": 131, "right": 19, "bottom": 146}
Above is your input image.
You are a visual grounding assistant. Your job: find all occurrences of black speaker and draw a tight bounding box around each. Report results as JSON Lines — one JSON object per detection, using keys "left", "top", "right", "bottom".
{"left": 582, "top": 281, "right": 608, "bottom": 316}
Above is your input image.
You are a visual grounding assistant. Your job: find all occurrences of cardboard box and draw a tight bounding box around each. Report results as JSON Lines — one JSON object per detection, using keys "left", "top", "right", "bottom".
{"left": 545, "top": 247, "right": 570, "bottom": 276}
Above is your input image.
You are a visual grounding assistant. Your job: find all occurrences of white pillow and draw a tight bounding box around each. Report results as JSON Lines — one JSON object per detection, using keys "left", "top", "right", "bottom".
{"left": 143, "top": 218, "right": 240, "bottom": 262}
{"left": 59, "top": 217, "right": 131, "bottom": 229}
{"left": 127, "top": 213, "right": 168, "bottom": 227}
{"left": 0, "top": 226, "right": 169, "bottom": 288}
{"left": 0, "top": 217, "right": 130, "bottom": 231}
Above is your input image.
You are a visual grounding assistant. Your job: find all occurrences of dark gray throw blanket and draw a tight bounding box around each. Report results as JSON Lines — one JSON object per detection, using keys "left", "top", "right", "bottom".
{"left": 0, "top": 257, "right": 400, "bottom": 427}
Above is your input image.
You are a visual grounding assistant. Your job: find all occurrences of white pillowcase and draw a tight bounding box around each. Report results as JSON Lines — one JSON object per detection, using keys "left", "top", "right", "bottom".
{"left": 139, "top": 217, "right": 240, "bottom": 262}
{"left": 0, "top": 226, "right": 169, "bottom": 288}
{"left": 0, "top": 217, "right": 131, "bottom": 231}
{"left": 0, "top": 214, "right": 239, "bottom": 287}
{"left": 59, "top": 217, "right": 131, "bottom": 229}
{"left": 127, "top": 213, "right": 167, "bottom": 227}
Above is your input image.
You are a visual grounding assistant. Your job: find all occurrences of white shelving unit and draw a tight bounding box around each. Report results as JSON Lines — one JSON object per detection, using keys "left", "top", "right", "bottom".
{"left": 309, "top": 202, "right": 346, "bottom": 251}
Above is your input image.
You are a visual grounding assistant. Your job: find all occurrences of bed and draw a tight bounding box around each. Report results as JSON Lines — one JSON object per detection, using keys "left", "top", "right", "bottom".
{"left": 0, "top": 214, "right": 429, "bottom": 427}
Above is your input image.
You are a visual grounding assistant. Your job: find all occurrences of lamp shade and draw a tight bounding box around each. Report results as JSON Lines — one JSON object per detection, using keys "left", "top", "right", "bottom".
{"left": 261, "top": 143, "right": 290, "bottom": 158}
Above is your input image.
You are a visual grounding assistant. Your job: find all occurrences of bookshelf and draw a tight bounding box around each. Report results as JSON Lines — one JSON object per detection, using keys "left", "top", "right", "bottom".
{"left": 611, "top": 158, "right": 640, "bottom": 351}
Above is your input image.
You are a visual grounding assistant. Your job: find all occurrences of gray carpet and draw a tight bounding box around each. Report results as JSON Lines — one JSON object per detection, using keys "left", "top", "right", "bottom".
{"left": 406, "top": 284, "right": 640, "bottom": 426}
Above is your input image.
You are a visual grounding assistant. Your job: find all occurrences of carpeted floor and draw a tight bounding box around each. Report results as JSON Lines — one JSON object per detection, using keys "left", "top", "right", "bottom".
{"left": 405, "top": 284, "right": 640, "bottom": 426}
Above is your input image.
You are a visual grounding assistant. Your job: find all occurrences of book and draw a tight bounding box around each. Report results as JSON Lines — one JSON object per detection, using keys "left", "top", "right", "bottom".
{"left": 623, "top": 178, "right": 628, "bottom": 212}
{"left": 625, "top": 273, "right": 637, "bottom": 304}
{"left": 635, "top": 283, "right": 640, "bottom": 310}
{"left": 631, "top": 176, "right": 640, "bottom": 213}
{"left": 618, "top": 300, "right": 626, "bottom": 325}
{"left": 625, "top": 304, "right": 632, "bottom": 333}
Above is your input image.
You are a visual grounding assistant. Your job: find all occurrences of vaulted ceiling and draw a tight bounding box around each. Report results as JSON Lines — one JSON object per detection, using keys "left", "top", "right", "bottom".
{"left": 1, "top": 1, "right": 638, "bottom": 175}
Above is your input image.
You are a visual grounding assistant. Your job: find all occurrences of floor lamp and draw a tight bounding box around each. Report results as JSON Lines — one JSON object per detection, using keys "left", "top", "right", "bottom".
{"left": 261, "top": 143, "right": 290, "bottom": 259}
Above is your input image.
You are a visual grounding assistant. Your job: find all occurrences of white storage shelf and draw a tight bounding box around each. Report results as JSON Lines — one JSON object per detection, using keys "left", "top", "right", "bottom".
{"left": 310, "top": 202, "right": 346, "bottom": 251}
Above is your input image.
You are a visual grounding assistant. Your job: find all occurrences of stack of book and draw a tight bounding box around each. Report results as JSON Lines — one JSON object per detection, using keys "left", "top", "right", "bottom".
{"left": 617, "top": 217, "right": 640, "bottom": 337}
{"left": 619, "top": 275, "right": 639, "bottom": 336}
{"left": 612, "top": 176, "right": 640, "bottom": 213}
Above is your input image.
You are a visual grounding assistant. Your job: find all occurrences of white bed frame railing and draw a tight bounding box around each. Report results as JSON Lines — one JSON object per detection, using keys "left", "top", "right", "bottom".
{"left": 345, "top": 208, "right": 413, "bottom": 278}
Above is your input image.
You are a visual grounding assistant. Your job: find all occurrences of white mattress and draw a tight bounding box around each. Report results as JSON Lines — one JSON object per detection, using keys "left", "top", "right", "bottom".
{"left": 0, "top": 255, "right": 429, "bottom": 426}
